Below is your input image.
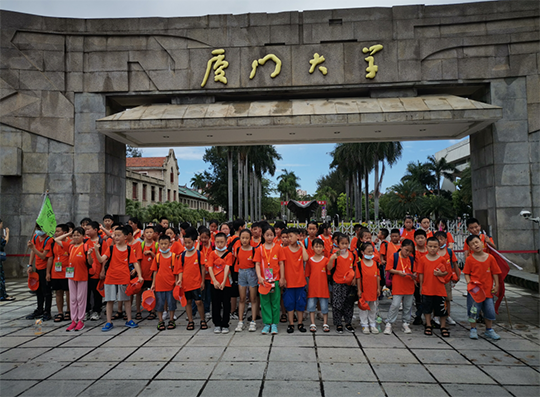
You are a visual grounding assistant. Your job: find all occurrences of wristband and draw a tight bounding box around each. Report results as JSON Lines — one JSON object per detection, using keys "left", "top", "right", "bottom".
{"left": 27, "top": 264, "right": 32, "bottom": 268}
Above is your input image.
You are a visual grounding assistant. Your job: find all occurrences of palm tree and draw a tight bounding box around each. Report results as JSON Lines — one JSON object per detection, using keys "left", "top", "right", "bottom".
{"left": 330, "top": 144, "right": 358, "bottom": 221}
{"left": 384, "top": 180, "right": 425, "bottom": 219}
{"left": 277, "top": 169, "right": 300, "bottom": 220}
{"left": 190, "top": 173, "right": 206, "bottom": 191}
{"left": 426, "top": 155, "right": 458, "bottom": 196}
{"left": 373, "top": 142, "right": 402, "bottom": 220}
{"left": 402, "top": 161, "right": 437, "bottom": 192}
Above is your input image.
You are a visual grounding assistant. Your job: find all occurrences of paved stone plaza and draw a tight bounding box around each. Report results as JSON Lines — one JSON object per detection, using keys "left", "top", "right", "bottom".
{"left": 0, "top": 278, "right": 538, "bottom": 397}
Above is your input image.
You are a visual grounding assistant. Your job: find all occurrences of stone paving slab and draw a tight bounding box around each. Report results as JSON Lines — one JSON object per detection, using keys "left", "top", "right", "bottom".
{"left": 320, "top": 362, "right": 377, "bottom": 381}
{"left": 364, "top": 347, "right": 420, "bottom": 364}
{"left": 372, "top": 363, "right": 437, "bottom": 383}
{"left": 323, "top": 381, "right": 385, "bottom": 396}
{"left": 140, "top": 380, "right": 205, "bottom": 397}
{"left": 425, "top": 364, "right": 496, "bottom": 384}
{"left": 221, "top": 345, "right": 269, "bottom": 361}
{"left": 78, "top": 380, "right": 147, "bottom": 397}
{"left": 443, "top": 383, "right": 513, "bottom": 396}
{"left": 265, "top": 360, "right": 319, "bottom": 381}
{"left": 173, "top": 345, "right": 226, "bottom": 361}
{"left": 48, "top": 361, "right": 118, "bottom": 380}
{"left": 18, "top": 380, "right": 93, "bottom": 397}
{"left": 262, "top": 380, "right": 321, "bottom": 397}
{"left": 317, "top": 347, "right": 368, "bottom": 363}
{"left": 200, "top": 380, "right": 262, "bottom": 397}
{"left": 383, "top": 382, "right": 448, "bottom": 397}
{"left": 125, "top": 346, "right": 180, "bottom": 361}
{"left": 101, "top": 361, "right": 166, "bottom": 380}
{"left": 211, "top": 361, "right": 266, "bottom": 380}
{"left": 155, "top": 362, "right": 214, "bottom": 380}
{"left": 0, "top": 380, "right": 39, "bottom": 397}
{"left": 269, "top": 346, "right": 317, "bottom": 361}
{"left": 413, "top": 348, "right": 472, "bottom": 365}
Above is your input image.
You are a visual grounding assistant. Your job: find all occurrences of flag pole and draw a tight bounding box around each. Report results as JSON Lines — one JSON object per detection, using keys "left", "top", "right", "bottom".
{"left": 504, "top": 295, "right": 513, "bottom": 329}
{"left": 22, "top": 190, "right": 49, "bottom": 269}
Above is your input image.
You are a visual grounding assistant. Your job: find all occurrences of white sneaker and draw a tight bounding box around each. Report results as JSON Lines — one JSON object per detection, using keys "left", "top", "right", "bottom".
{"left": 173, "top": 315, "right": 177, "bottom": 320}
{"left": 399, "top": 303, "right": 403, "bottom": 311}
{"left": 384, "top": 323, "right": 392, "bottom": 335}
{"left": 446, "top": 316, "right": 456, "bottom": 325}
{"left": 433, "top": 317, "right": 440, "bottom": 325}
{"left": 84, "top": 312, "right": 91, "bottom": 321}
{"left": 235, "top": 321, "right": 244, "bottom": 332}
{"left": 362, "top": 326, "right": 370, "bottom": 334}
{"left": 221, "top": 327, "right": 229, "bottom": 334}
{"left": 370, "top": 326, "right": 379, "bottom": 334}
{"left": 248, "top": 321, "right": 257, "bottom": 332}
{"left": 402, "top": 323, "right": 412, "bottom": 334}
{"left": 162, "top": 312, "right": 169, "bottom": 320}
{"left": 214, "top": 326, "right": 222, "bottom": 334}
{"left": 90, "top": 312, "right": 101, "bottom": 321}
{"left": 205, "top": 312, "right": 212, "bottom": 321}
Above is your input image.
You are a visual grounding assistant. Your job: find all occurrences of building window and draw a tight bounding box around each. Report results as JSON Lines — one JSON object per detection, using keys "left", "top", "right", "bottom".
{"left": 159, "top": 188, "right": 162, "bottom": 202}
{"left": 132, "top": 183, "right": 138, "bottom": 200}
{"left": 142, "top": 184, "right": 147, "bottom": 201}
{"left": 170, "top": 167, "right": 174, "bottom": 183}
{"left": 151, "top": 186, "right": 155, "bottom": 202}
{"left": 174, "top": 190, "right": 177, "bottom": 201}
{"left": 168, "top": 189, "right": 171, "bottom": 202}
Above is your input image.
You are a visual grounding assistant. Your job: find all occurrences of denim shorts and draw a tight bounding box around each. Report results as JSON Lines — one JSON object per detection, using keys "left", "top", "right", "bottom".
{"left": 283, "top": 286, "right": 307, "bottom": 312}
{"left": 155, "top": 290, "right": 177, "bottom": 313}
{"left": 307, "top": 297, "right": 329, "bottom": 314}
{"left": 238, "top": 268, "right": 258, "bottom": 288}
{"left": 467, "top": 293, "right": 496, "bottom": 321}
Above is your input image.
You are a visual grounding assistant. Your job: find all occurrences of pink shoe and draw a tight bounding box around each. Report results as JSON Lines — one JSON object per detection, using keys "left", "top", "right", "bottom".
{"left": 75, "top": 321, "right": 85, "bottom": 331}
{"left": 66, "top": 321, "right": 77, "bottom": 332}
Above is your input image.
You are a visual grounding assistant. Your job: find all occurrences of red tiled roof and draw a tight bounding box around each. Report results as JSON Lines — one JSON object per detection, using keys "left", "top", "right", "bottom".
{"left": 126, "top": 157, "right": 166, "bottom": 168}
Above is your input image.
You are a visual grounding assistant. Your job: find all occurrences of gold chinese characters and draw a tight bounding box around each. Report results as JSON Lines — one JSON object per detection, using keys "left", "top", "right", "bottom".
{"left": 309, "top": 53, "right": 328, "bottom": 75}
{"left": 250, "top": 54, "right": 282, "bottom": 79}
{"left": 201, "top": 49, "right": 229, "bottom": 88}
{"left": 362, "top": 44, "right": 383, "bottom": 79}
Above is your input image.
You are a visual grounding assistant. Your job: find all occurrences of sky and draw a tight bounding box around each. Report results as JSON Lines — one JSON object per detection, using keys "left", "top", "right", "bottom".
{"left": 2, "top": 0, "right": 476, "bottom": 194}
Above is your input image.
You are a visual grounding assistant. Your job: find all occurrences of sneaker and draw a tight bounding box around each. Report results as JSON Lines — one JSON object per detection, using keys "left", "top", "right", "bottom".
{"left": 101, "top": 322, "right": 114, "bottom": 332}
{"left": 362, "top": 326, "right": 370, "bottom": 334}
{"left": 221, "top": 327, "right": 229, "bottom": 334}
{"left": 84, "top": 312, "right": 91, "bottom": 321}
{"left": 235, "top": 321, "right": 244, "bottom": 332}
{"left": 433, "top": 317, "right": 440, "bottom": 325}
{"left": 399, "top": 303, "right": 403, "bottom": 311}
{"left": 26, "top": 310, "right": 43, "bottom": 320}
{"left": 402, "top": 323, "right": 412, "bottom": 334}
{"left": 66, "top": 321, "right": 77, "bottom": 332}
{"left": 214, "top": 326, "right": 222, "bottom": 334}
{"left": 446, "top": 316, "right": 456, "bottom": 325}
{"left": 469, "top": 328, "right": 478, "bottom": 339}
{"left": 90, "top": 312, "right": 101, "bottom": 321}
{"left": 383, "top": 323, "right": 392, "bottom": 335}
{"left": 205, "top": 312, "right": 212, "bottom": 321}
{"left": 173, "top": 315, "right": 177, "bottom": 320}
{"left": 370, "top": 326, "right": 379, "bottom": 334}
{"left": 162, "top": 312, "right": 169, "bottom": 320}
{"left": 484, "top": 329, "right": 501, "bottom": 340}
{"left": 249, "top": 321, "right": 257, "bottom": 332}
{"left": 262, "top": 324, "right": 271, "bottom": 335}
{"left": 125, "top": 320, "right": 138, "bottom": 328}
{"left": 271, "top": 324, "right": 278, "bottom": 335}
{"left": 42, "top": 312, "right": 52, "bottom": 321}
{"left": 412, "top": 316, "right": 423, "bottom": 326}
{"left": 345, "top": 324, "right": 355, "bottom": 333}
{"left": 230, "top": 312, "right": 239, "bottom": 320}
{"left": 75, "top": 321, "right": 85, "bottom": 331}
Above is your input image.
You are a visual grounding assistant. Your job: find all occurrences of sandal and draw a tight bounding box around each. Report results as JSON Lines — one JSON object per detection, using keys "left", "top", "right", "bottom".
{"left": 310, "top": 324, "right": 317, "bottom": 333}
{"left": 280, "top": 314, "right": 287, "bottom": 323}
{"left": 336, "top": 325, "right": 344, "bottom": 333}
{"left": 441, "top": 327, "right": 450, "bottom": 338}
{"left": 200, "top": 320, "right": 208, "bottom": 330}
{"left": 298, "top": 323, "right": 306, "bottom": 333}
{"left": 111, "top": 311, "right": 123, "bottom": 321}
{"left": 64, "top": 311, "right": 71, "bottom": 321}
{"left": 424, "top": 325, "right": 433, "bottom": 336}
{"left": 167, "top": 320, "right": 176, "bottom": 330}
{"left": 323, "top": 324, "right": 330, "bottom": 333}
{"left": 0, "top": 296, "right": 15, "bottom": 301}
{"left": 123, "top": 311, "right": 128, "bottom": 321}
{"left": 187, "top": 321, "right": 195, "bottom": 330}
{"left": 147, "top": 312, "right": 157, "bottom": 320}
{"left": 287, "top": 324, "right": 295, "bottom": 334}
{"left": 54, "top": 313, "right": 64, "bottom": 323}
{"left": 157, "top": 321, "right": 166, "bottom": 331}
{"left": 135, "top": 312, "right": 143, "bottom": 320}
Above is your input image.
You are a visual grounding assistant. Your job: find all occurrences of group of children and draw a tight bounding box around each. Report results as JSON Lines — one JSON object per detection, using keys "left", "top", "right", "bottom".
{"left": 25, "top": 215, "right": 502, "bottom": 340}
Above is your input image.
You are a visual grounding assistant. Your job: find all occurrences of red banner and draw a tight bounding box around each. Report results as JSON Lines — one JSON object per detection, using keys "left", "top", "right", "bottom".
{"left": 281, "top": 201, "right": 326, "bottom": 205}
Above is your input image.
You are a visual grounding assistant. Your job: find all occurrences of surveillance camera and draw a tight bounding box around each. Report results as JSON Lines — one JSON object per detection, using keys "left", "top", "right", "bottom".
{"left": 519, "top": 210, "right": 532, "bottom": 219}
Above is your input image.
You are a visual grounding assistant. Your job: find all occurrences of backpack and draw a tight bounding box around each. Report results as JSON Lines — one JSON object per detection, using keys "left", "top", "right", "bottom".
{"left": 446, "top": 247, "right": 461, "bottom": 282}
{"left": 33, "top": 235, "right": 51, "bottom": 254}
{"left": 385, "top": 252, "right": 415, "bottom": 288}
{"left": 103, "top": 245, "right": 132, "bottom": 275}
{"left": 141, "top": 241, "right": 159, "bottom": 251}
{"left": 154, "top": 252, "right": 177, "bottom": 271}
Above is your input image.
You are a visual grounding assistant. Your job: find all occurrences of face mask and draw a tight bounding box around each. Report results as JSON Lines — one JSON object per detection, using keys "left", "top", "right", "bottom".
{"left": 364, "top": 254, "right": 374, "bottom": 260}
{"left": 340, "top": 249, "right": 347, "bottom": 255}
{"left": 186, "top": 246, "right": 195, "bottom": 252}
{"left": 159, "top": 248, "right": 170, "bottom": 254}
{"left": 333, "top": 243, "right": 338, "bottom": 248}
{"left": 35, "top": 230, "right": 45, "bottom": 237}
{"left": 216, "top": 246, "right": 227, "bottom": 252}
{"left": 440, "top": 244, "right": 446, "bottom": 249}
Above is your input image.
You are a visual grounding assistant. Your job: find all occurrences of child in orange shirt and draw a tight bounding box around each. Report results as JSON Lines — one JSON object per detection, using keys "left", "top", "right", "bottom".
{"left": 384, "top": 239, "right": 416, "bottom": 335}
{"left": 350, "top": 224, "right": 362, "bottom": 252}
{"left": 198, "top": 227, "right": 213, "bottom": 321}
{"left": 385, "top": 229, "right": 402, "bottom": 261}
{"left": 128, "top": 217, "right": 143, "bottom": 241}
{"left": 207, "top": 232, "right": 234, "bottom": 333}
{"left": 304, "top": 221, "right": 319, "bottom": 258}
{"left": 84, "top": 221, "right": 109, "bottom": 321}
{"left": 376, "top": 228, "right": 390, "bottom": 265}
{"left": 151, "top": 235, "right": 181, "bottom": 331}
{"left": 434, "top": 231, "right": 458, "bottom": 326}
{"left": 436, "top": 219, "right": 455, "bottom": 249}
{"left": 318, "top": 222, "right": 333, "bottom": 258}
{"left": 412, "top": 229, "right": 428, "bottom": 325}
{"left": 418, "top": 237, "right": 449, "bottom": 337}
{"left": 235, "top": 229, "right": 258, "bottom": 332}
{"left": 273, "top": 221, "right": 286, "bottom": 245}
{"left": 400, "top": 216, "right": 416, "bottom": 242}
{"left": 50, "top": 224, "right": 71, "bottom": 322}
{"left": 137, "top": 226, "right": 158, "bottom": 320}
{"left": 419, "top": 216, "right": 433, "bottom": 239}
{"left": 250, "top": 222, "right": 262, "bottom": 247}
{"left": 463, "top": 218, "right": 496, "bottom": 258}
{"left": 463, "top": 235, "right": 501, "bottom": 340}
{"left": 282, "top": 228, "right": 309, "bottom": 333}
{"left": 306, "top": 238, "right": 330, "bottom": 333}
{"left": 357, "top": 242, "right": 380, "bottom": 334}
{"left": 328, "top": 234, "right": 357, "bottom": 333}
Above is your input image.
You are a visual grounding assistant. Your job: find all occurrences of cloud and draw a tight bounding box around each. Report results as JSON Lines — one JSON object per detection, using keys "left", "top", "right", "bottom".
{"left": 142, "top": 146, "right": 207, "bottom": 161}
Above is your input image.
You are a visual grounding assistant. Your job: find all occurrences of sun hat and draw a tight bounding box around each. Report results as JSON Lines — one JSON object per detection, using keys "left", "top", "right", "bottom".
{"left": 258, "top": 280, "right": 273, "bottom": 295}
{"left": 28, "top": 272, "right": 39, "bottom": 291}
{"left": 142, "top": 290, "right": 156, "bottom": 311}
{"left": 357, "top": 295, "right": 370, "bottom": 311}
{"left": 343, "top": 268, "right": 356, "bottom": 284}
{"left": 97, "top": 279, "right": 105, "bottom": 297}
{"left": 467, "top": 281, "right": 486, "bottom": 303}
{"left": 125, "top": 278, "right": 143, "bottom": 296}
{"left": 173, "top": 285, "right": 187, "bottom": 307}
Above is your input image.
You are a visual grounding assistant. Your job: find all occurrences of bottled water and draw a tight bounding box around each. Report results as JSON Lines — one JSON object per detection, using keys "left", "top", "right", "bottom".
{"left": 376, "top": 316, "right": 383, "bottom": 333}
{"left": 468, "top": 306, "right": 477, "bottom": 323}
{"left": 34, "top": 319, "right": 43, "bottom": 335}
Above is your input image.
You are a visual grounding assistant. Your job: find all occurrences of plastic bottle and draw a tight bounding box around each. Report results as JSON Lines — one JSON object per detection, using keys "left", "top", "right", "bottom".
{"left": 34, "top": 319, "right": 43, "bottom": 335}
{"left": 376, "top": 316, "right": 383, "bottom": 333}
{"left": 468, "top": 306, "right": 477, "bottom": 323}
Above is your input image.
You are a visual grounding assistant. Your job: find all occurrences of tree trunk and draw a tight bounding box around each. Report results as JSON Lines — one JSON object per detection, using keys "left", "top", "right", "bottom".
{"left": 237, "top": 152, "right": 242, "bottom": 220}
{"left": 244, "top": 154, "right": 249, "bottom": 220}
{"left": 364, "top": 170, "right": 369, "bottom": 221}
{"left": 352, "top": 173, "right": 358, "bottom": 222}
{"left": 357, "top": 171, "right": 363, "bottom": 223}
{"left": 345, "top": 178, "right": 350, "bottom": 221}
{"left": 227, "top": 149, "right": 233, "bottom": 221}
{"left": 258, "top": 176, "right": 262, "bottom": 220}
{"left": 374, "top": 160, "right": 379, "bottom": 220}
{"left": 250, "top": 167, "right": 255, "bottom": 222}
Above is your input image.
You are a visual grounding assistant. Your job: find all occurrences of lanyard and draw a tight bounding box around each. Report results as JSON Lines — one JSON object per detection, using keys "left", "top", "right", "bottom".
{"left": 262, "top": 244, "right": 275, "bottom": 268}
{"left": 398, "top": 255, "right": 410, "bottom": 272}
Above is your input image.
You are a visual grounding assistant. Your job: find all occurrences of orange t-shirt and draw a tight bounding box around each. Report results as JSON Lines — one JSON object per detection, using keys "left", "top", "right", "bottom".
{"left": 319, "top": 235, "right": 333, "bottom": 258}
{"left": 104, "top": 245, "right": 136, "bottom": 285}
{"left": 385, "top": 242, "right": 401, "bottom": 260}
{"left": 385, "top": 253, "right": 416, "bottom": 295}
{"left": 33, "top": 236, "right": 53, "bottom": 270}
{"left": 253, "top": 244, "right": 284, "bottom": 281}
{"left": 417, "top": 255, "right": 447, "bottom": 297}
{"left": 199, "top": 244, "right": 212, "bottom": 280}
{"left": 171, "top": 240, "right": 185, "bottom": 255}
{"left": 52, "top": 240, "right": 70, "bottom": 279}
{"left": 177, "top": 251, "right": 203, "bottom": 292}
{"left": 304, "top": 237, "right": 317, "bottom": 258}
{"left": 132, "top": 229, "right": 142, "bottom": 241}
{"left": 463, "top": 234, "right": 493, "bottom": 254}
{"left": 236, "top": 246, "right": 255, "bottom": 270}
{"left": 350, "top": 236, "right": 359, "bottom": 251}
{"left": 438, "top": 248, "right": 458, "bottom": 273}
{"left": 250, "top": 238, "right": 262, "bottom": 248}
{"left": 401, "top": 229, "right": 415, "bottom": 241}
{"left": 140, "top": 240, "right": 158, "bottom": 281}
{"left": 150, "top": 253, "right": 178, "bottom": 292}
{"left": 305, "top": 256, "right": 330, "bottom": 298}
{"left": 332, "top": 250, "right": 356, "bottom": 284}
{"left": 86, "top": 238, "right": 109, "bottom": 279}
{"left": 282, "top": 245, "right": 306, "bottom": 288}
{"left": 206, "top": 250, "right": 233, "bottom": 286}
{"left": 358, "top": 259, "right": 379, "bottom": 301}
{"left": 463, "top": 254, "right": 501, "bottom": 298}
{"left": 68, "top": 244, "right": 89, "bottom": 282}
{"left": 273, "top": 236, "right": 282, "bottom": 246}
{"left": 128, "top": 240, "right": 143, "bottom": 263}
{"left": 415, "top": 248, "right": 428, "bottom": 262}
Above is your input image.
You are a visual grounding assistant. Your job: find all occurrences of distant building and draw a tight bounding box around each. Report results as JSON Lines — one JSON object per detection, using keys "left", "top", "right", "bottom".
{"left": 296, "top": 189, "right": 308, "bottom": 198}
{"left": 434, "top": 138, "right": 470, "bottom": 192}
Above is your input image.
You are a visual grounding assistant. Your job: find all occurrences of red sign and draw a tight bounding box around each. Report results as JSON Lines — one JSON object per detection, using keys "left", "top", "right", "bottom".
{"left": 281, "top": 201, "right": 327, "bottom": 205}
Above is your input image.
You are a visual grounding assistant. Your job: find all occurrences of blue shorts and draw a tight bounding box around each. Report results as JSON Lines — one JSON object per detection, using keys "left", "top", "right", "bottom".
{"left": 238, "top": 268, "right": 258, "bottom": 288}
{"left": 467, "top": 293, "right": 496, "bottom": 321}
{"left": 283, "top": 286, "right": 307, "bottom": 312}
{"left": 307, "top": 297, "right": 329, "bottom": 314}
{"left": 155, "top": 290, "right": 177, "bottom": 313}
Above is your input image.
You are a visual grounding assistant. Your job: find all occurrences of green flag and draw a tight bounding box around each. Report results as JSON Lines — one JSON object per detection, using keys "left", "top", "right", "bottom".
{"left": 36, "top": 196, "right": 57, "bottom": 237}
